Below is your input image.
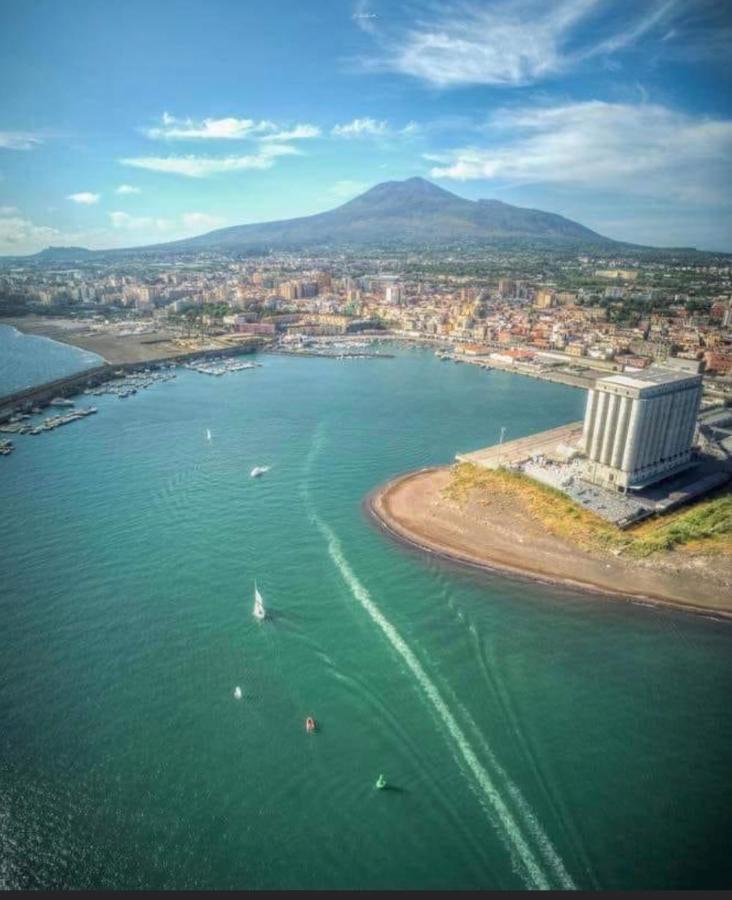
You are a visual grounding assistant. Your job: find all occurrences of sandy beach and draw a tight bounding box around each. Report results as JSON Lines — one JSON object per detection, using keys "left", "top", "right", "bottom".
{"left": 368, "top": 466, "right": 732, "bottom": 619}
{"left": 1, "top": 316, "right": 193, "bottom": 365}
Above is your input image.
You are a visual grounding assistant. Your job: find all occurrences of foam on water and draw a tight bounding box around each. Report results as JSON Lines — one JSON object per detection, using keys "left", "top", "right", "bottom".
{"left": 312, "top": 511, "right": 576, "bottom": 890}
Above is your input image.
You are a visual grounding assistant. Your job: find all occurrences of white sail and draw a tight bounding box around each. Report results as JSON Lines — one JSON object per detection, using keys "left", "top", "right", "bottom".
{"left": 253, "top": 582, "right": 266, "bottom": 620}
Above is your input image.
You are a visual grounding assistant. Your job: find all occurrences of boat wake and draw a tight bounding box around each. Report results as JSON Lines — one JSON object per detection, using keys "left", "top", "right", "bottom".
{"left": 311, "top": 511, "right": 576, "bottom": 891}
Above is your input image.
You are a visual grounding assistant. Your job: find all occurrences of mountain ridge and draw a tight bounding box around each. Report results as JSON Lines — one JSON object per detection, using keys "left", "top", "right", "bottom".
{"left": 155, "top": 177, "right": 618, "bottom": 252}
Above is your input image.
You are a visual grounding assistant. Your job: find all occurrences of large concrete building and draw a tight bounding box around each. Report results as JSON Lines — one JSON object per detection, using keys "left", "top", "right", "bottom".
{"left": 581, "top": 367, "right": 703, "bottom": 491}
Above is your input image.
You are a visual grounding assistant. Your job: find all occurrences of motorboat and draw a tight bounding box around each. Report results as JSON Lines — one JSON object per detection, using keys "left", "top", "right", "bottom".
{"left": 305, "top": 717, "right": 316, "bottom": 733}
{"left": 250, "top": 466, "right": 270, "bottom": 478}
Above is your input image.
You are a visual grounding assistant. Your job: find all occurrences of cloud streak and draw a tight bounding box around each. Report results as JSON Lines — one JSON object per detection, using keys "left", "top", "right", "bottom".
{"left": 359, "top": 0, "right": 677, "bottom": 87}
{"left": 67, "top": 192, "right": 100, "bottom": 204}
{"left": 332, "top": 117, "right": 388, "bottom": 137}
{"left": 146, "top": 113, "right": 320, "bottom": 142}
{"left": 428, "top": 101, "right": 732, "bottom": 204}
{"left": 0, "top": 131, "right": 43, "bottom": 150}
{"left": 120, "top": 144, "right": 298, "bottom": 177}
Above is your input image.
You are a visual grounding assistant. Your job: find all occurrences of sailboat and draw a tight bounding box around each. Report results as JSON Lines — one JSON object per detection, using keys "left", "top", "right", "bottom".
{"left": 206, "top": 428, "right": 212, "bottom": 441}
{"left": 253, "top": 581, "right": 266, "bottom": 620}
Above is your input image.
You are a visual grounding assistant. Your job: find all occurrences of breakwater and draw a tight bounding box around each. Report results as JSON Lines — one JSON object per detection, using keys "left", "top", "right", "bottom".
{"left": 0, "top": 341, "right": 262, "bottom": 421}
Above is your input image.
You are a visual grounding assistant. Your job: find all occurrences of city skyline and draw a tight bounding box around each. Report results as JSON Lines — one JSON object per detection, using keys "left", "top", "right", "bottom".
{"left": 0, "top": 0, "right": 731, "bottom": 254}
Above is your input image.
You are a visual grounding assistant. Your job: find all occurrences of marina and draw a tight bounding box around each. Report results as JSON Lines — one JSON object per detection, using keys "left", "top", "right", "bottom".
{"left": 0, "top": 405, "right": 98, "bottom": 436}
{"left": 183, "top": 358, "right": 260, "bottom": 376}
{"left": 83, "top": 368, "right": 177, "bottom": 398}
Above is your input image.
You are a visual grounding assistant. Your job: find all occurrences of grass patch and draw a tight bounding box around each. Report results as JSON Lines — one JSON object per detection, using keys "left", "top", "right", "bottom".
{"left": 446, "top": 463, "right": 732, "bottom": 558}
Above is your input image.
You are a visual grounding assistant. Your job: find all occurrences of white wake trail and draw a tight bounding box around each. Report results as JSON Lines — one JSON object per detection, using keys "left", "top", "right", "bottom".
{"left": 313, "top": 513, "right": 576, "bottom": 891}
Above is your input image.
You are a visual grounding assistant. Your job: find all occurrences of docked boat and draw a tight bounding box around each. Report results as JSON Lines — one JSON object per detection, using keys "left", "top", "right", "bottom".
{"left": 250, "top": 466, "right": 270, "bottom": 478}
{"left": 253, "top": 582, "right": 266, "bottom": 620}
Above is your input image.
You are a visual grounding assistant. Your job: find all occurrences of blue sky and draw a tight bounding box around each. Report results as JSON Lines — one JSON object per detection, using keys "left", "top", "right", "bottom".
{"left": 0, "top": 0, "right": 730, "bottom": 253}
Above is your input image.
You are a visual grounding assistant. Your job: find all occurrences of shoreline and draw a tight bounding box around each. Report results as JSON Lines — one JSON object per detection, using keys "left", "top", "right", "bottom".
{"left": 366, "top": 467, "right": 732, "bottom": 622}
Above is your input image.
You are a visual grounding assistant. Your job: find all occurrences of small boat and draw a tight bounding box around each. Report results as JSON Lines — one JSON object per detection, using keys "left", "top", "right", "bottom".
{"left": 305, "top": 717, "right": 316, "bottom": 733}
{"left": 253, "top": 582, "right": 266, "bottom": 620}
{"left": 375, "top": 774, "right": 387, "bottom": 790}
{"left": 233, "top": 686, "right": 242, "bottom": 700}
{"left": 206, "top": 429, "right": 212, "bottom": 441}
{"left": 250, "top": 466, "right": 270, "bottom": 478}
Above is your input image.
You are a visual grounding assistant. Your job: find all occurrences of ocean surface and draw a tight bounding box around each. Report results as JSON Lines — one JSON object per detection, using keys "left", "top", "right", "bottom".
{"left": 0, "top": 324, "right": 103, "bottom": 396}
{"left": 1, "top": 344, "right": 730, "bottom": 890}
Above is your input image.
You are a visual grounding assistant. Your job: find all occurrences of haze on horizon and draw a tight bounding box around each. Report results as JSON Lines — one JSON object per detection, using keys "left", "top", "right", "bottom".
{"left": 0, "top": 0, "right": 730, "bottom": 254}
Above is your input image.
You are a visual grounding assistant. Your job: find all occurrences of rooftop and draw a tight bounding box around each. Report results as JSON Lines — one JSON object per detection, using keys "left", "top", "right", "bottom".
{"left": 598, "top": 366, "right": 702, "bottom": 392}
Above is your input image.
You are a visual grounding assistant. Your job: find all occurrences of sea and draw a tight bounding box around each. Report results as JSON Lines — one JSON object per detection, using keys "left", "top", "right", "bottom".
{"left": 1, "top": 337, "right": 730, "bottom": 890}
{"left": 0, "top": 324, "right": 104, "bottom": 396}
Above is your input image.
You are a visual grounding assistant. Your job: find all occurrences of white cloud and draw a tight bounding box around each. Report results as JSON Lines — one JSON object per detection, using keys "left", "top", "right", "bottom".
{"left": 259, "top": 124, "right": 321, "bottom": 142}
{"left": 67, "top": 192, "right": 100, "bottom": 205}
{"left": 361, "top": 0, "right": 675, "bottom": 87}
{"left": 120, "top": 144, "right": 298, "bottom": 177}
{"left": 115, "top": 184, "right": 141, "bottom": 195}
{"left": 0, "top": 214, "right": 62, "bottom": 253}
{"left": 145, "top": 113, "right": 320, "bottom": 143}
{"left": 181, "top": 212, "right": 225, "bottom": 230}
{"left": 146, "top": 113, "right": 276, "bottom": 140}
{"left": 332, "top": 117, "right": 388, "bottom": 137}
{"left": 108, "top": 210, "right": 224, "bottom": 235}
{"left": 0, "top": 131, "right": 43, "bottom": 150}
{"left": 428, "top": 101, "right": 732, "bottom": 204}
{"left": 109, "top": 211, "right": 175, "bottom": 230}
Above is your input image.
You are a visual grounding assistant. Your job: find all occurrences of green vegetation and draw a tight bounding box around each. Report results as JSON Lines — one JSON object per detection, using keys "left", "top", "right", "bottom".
{"left": 446, "top": 463, "right": 732, "bottom": 559}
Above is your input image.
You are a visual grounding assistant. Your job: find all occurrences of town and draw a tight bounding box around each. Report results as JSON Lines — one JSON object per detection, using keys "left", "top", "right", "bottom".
{"left": 1, "top": 248, "right": 731, "bottom": 382}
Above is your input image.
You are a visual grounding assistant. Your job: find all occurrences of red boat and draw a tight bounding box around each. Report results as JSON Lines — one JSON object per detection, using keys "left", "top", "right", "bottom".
{"left": 305, "top": 717, "right": 316, "bottom": 733}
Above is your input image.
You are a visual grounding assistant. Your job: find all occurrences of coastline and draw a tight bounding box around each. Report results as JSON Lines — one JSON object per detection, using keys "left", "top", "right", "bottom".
{"left": 0, "top": 315, "right": 188, "bottom": 365}
{"left": 367, "top": 466, "right": 732, "bottom": 621}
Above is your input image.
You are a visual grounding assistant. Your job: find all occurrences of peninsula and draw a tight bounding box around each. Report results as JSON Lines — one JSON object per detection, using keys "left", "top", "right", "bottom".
{"left": 368, "top": 464, "right": 732, "bottom": 618}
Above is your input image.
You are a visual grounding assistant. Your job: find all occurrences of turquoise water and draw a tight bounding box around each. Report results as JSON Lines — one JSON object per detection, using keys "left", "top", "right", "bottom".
{"left": 1, "top": 347, "right": 730, "bottom": 890}
{"left": 0, "top": 324, "right": 103, "bottom": 396}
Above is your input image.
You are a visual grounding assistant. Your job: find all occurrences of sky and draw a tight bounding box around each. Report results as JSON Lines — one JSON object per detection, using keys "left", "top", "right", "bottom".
{"left": 0, "top": 0, "right": 730, "bottom": 254}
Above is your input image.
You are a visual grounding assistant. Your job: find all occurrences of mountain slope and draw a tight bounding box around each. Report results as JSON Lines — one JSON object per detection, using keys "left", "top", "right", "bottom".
{"left": 150, "top": 177, "right": 618, "bottom": 252}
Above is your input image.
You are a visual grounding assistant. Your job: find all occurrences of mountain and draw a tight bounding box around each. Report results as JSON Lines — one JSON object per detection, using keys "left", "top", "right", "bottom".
{"left": 145, "top": 177, "right": 620, "bottom": 253}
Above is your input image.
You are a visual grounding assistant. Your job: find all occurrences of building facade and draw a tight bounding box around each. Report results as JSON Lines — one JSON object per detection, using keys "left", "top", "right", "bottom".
{"left": 581, "top": 367, "right": 702, "bottom": 491}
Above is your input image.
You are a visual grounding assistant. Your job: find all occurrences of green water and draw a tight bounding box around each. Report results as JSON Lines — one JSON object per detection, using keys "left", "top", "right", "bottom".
{"left": 1, "top": 348, "right": 730, "bottom": 890}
